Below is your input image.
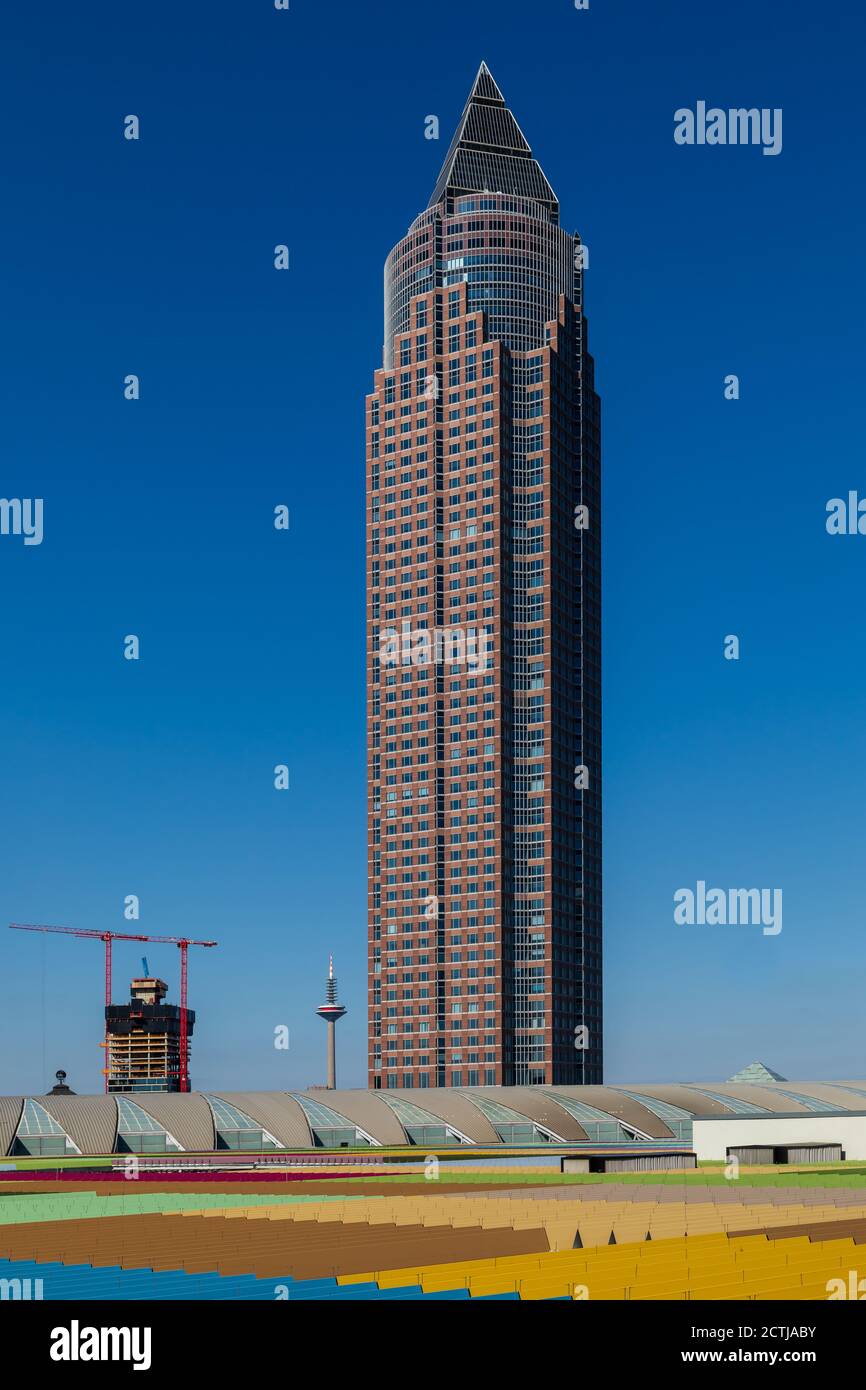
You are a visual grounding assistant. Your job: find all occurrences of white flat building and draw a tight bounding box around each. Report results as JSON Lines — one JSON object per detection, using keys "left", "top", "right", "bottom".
{"left": 693, "top": 1111, "right": 866, "bottom": 1163}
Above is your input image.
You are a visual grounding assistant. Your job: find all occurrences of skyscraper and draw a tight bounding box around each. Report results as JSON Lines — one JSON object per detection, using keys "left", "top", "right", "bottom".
{"left": 367, "top": 64, "right": 602, "bottom": 1090}
{"left": 104, "top": 976, "right": 196, "bottom": 1094}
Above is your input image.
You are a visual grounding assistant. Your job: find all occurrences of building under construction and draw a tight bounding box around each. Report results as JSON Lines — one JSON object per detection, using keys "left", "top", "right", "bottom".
{"left": 105, "top": 977, "right": 195, "bottom": 1093}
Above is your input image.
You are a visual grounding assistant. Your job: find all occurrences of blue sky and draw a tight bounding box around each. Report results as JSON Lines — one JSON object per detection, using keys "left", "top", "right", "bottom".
{"left": 1, "top": 0, "right": 864, "bottom": 1095}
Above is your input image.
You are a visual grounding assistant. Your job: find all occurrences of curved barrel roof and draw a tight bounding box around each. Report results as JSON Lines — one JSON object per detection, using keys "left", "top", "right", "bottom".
{"left": 4, "top": 1081, "right": 865, "bottom": 1155}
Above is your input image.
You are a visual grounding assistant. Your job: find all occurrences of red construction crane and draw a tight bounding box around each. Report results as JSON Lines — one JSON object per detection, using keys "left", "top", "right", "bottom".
{"left": 9, "top": 923, "right": 217, "bottom": 1094}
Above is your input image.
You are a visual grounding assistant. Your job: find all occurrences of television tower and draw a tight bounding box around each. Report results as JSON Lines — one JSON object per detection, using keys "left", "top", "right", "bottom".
{"left": 315, "top": 956, "right": 347, "bottom": 1089}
